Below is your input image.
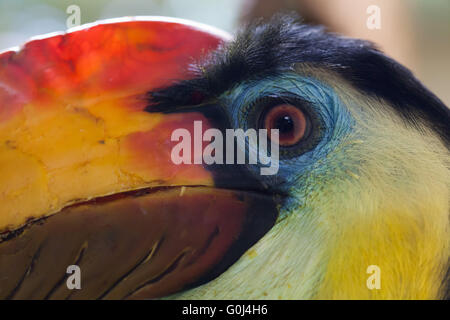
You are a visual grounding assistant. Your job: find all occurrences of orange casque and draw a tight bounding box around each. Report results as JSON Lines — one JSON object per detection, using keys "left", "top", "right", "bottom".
{"left": 0, "top": 17, "right": 229, "bottom": 231}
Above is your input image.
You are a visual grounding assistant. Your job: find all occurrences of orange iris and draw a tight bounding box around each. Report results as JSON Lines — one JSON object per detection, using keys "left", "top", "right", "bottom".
{"left": 263, "top": 104, "right": 307, "bottom": 146}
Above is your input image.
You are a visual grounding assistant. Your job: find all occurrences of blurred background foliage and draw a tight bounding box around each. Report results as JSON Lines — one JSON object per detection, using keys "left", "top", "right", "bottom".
{"left": 0, "top": 0, "right": 448, "bottom": 105}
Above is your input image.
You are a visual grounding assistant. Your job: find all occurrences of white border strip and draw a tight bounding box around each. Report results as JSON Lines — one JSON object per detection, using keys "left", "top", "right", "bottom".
{"left": 0, "top": 16, "right": 232, "bottom": 55}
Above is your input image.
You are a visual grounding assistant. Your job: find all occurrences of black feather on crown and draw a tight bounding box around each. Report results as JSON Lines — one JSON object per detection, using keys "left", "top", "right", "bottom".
{"left": 147, "top": 13, "right": 450, "bottom": 145}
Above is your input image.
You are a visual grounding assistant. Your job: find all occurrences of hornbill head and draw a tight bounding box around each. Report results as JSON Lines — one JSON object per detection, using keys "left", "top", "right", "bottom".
{"left": 0, "top": 15, "right": 448, "bottom": 300}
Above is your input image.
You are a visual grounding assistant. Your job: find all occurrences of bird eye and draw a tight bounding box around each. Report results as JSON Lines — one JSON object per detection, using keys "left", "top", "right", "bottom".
{"left": 249, "top": 95, "right": 322, "bottom": 159}
{"left": 263, "top": 104, "right": 308, "bottom": 146}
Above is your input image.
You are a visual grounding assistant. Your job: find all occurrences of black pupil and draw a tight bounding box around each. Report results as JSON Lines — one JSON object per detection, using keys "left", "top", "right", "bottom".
{"left": 274, "top": 115, "right": 294, "bottom": 134}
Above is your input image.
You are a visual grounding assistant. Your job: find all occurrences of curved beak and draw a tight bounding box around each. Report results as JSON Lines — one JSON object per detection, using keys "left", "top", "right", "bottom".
{"left": 0, "top": 18, "right": 278, "bottom": 299}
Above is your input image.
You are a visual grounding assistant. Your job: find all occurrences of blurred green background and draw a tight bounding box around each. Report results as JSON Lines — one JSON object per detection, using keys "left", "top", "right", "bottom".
{"left": 0, "top": 0, "right": 448, "bottom": 105}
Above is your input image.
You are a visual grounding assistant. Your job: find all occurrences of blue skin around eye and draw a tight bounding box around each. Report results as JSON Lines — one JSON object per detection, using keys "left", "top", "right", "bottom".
{"left": 220, "top": 72, "right": 355, "bottom": 196}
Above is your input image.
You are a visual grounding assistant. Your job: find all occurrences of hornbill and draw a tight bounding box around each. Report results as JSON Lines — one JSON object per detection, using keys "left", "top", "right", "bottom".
{"left": 0, "top": 15, "right": 448, "bottom": 300}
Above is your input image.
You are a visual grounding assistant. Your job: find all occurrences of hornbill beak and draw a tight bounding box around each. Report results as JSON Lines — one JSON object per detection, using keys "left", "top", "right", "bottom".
{"left": 0, "top": 17, "right": 278, "bottom": 299}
